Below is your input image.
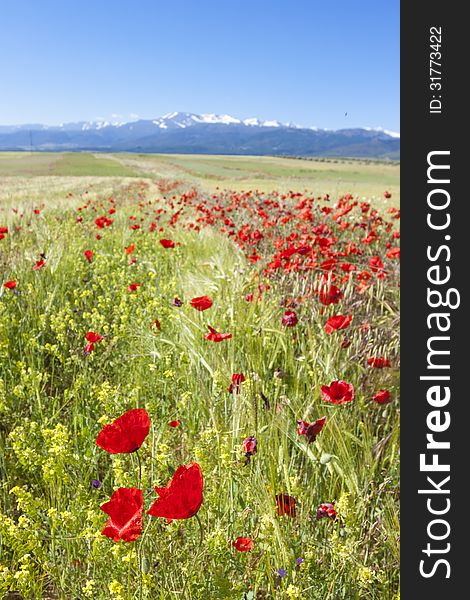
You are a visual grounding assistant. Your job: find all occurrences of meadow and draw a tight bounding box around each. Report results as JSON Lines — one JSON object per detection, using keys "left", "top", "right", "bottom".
{"left": 0, "top": 153, "right": 399, "bottom": 599}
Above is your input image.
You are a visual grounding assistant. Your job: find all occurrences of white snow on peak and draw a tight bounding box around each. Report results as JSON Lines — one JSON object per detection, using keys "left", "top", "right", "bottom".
{"left": 261, "top": 120, "right": 281, "bottom": 128}
{"left": 162, "top": 111, "right": 179, "bottom": 119}
{"left": 365, "top": 126, "right": 400, "bottom": 138}
{"left": 192, "top": 113, "right": 241, "bottom": 124}
{"left": 243, "top": 118, "right": 260, "bottom": 126}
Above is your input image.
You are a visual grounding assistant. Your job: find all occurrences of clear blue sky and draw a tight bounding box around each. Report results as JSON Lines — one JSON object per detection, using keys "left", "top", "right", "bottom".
{"left": 0, "top": 0, "right": 399, "bottom": 131}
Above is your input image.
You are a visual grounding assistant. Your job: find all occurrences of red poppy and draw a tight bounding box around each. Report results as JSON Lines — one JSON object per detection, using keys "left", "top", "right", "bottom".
{"left": 96, "top": 408, "right": 150, "bottom": 454}
{"left": 316, "top": 502, "right": 337, "bottom": 521}
{"left": 228, "top": 373, "right": 246, "bottom": 394}
{"left": 369, "top": 256, "right": 384, "bottom": 273}
{"left": 84, "top": 250, "right": 93, "bottom": 263}
{"left": 160, "top": 239, "right": 175, "bottom": 248}
{"left": 324, "top": 314, "right": 352, "bottom": 334}
{"left": 321, "top": 380, "right": 354, "bottom": 405}
{"left": 372, "top": 389, "right": 392, "bottom": 404}
{"left": 86, "top": 331, "right": 103, "bottom": 343}
{"left": 384, "top": 191, "right": 392, "bottom": 199}
{"left": 232, "top": 537, "right": 254, "bottom": 552}
{"left": 386, "top": 247, "right": 401, "bottom": 259}
{"left": 296, "top": 416, "right": 326, "bottom": 443}
{"left": 0, "top": 227, "right": 8, "bottom": 235}
{"left": 147, "top": 462, "right": 203, "bottom": 522}
{"left": 190, "top": 296, "right": 213, "bottom": 311}
{"left": 242, "top": 436, "right": 257, "bottom": 455}
{"left": 275, "top": 494, "right": 297, "bottom": 517}
{"left": 319, "top": 284, "right": 342, "bottom": 306}
{"left": 100, "top": 487, "right": 143, "bottom": 542}
{"left": 169, "top": 420, "right": 181, "bottom": 428}
{"left": 367, "top": 356, "right": 391, "bottom": 368}
{"left": 205, "top": 325, "right": 232, "bottom": 342}
{"left": 125, "top": 244, "right": 135, "bottom": 255}
{"left": 282, "top": 310, "right": 298, "bottom": 327}
{"left": 33, "top": 259, "right": 46, "bottom": 271}
{"left": 127, "top": 283, "right": 140, "bottom": 293}
{"left": 3, "top": 280, "right": 17, "bottom": 289}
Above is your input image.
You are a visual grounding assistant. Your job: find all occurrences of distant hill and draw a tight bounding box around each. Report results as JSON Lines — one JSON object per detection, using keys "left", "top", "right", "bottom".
{"left": 0, "top": 112, "right": 400, "bottom": 159}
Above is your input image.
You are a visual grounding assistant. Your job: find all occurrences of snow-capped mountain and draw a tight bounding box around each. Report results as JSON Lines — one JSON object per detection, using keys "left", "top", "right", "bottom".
{"left": 0, "top": 112, "right": 400, "bottom": 158}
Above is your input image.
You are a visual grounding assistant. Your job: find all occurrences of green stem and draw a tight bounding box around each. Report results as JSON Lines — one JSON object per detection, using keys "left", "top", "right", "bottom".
{"left": 195, "top": 512, "right": 204, "bottom": 547}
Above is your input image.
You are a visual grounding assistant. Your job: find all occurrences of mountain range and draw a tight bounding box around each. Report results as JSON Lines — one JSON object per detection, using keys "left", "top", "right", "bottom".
{"left": 0, "top": 112, "right": 400, "bottom": 159}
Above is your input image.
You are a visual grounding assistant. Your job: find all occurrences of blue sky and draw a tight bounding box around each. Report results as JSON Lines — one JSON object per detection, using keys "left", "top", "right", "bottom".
{"left": 0, "top": 0, "right": 399, "bottom": 131}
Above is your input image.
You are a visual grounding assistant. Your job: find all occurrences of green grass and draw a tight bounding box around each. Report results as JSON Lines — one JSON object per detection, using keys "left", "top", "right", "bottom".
{"left": 0, "top": 152, "right": 400, "bottom": 209}
{"left": 0, "top": 152, "right": 141, "bottom": 177}
{"left": 0, "top": 173, "right": 400, "bottom": 599}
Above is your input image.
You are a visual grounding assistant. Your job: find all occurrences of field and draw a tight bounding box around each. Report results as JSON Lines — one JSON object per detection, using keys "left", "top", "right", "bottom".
{"left": 0, "top": 153, "right": 400, "bottom": 599}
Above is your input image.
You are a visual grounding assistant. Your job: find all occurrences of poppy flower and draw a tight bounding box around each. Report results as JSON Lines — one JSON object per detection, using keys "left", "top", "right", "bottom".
{"left": 147, "top": 462, "right": 203, "bottom": 522}
{"left": 125, "top": 244, "right": 135, "bottom": 255}
{"left": 205, "top": 325, "right": 232, "bottom": 342}
{"left": 324, "top": 314, "right": 352, "bottom": 334}
{"left": 233, "top": 537, "right": 254, "bottom": 552}
{"left": 100, "top": 487, "right": 143, "bottom": 542}
{"left": 319, "top": 284, "right": 342, "bottom": 306}
{"left": 96, "top": 408, "right": 150, "bottom": 454}
{"left": 160, "top": 239, "right": 175, "bottom": 248}
{"left": 386, "top": 247, "right": 401, "bottom": 259}
{"left": 169, "top": 420, "right": 181, "bottom": 428}
{"left": 127, "top": 283, "right": 140, "bottom": 293}
{"left": 384, "top": 191, "right": 392, "bottom": 199}
{"left": 275, "top": 494, "right": 297, "bottom": 517}
{"left": 367, "top": 356, "right": 391, "bottom": 368}
{"left": 316, "top": 502, "right": 337, "bottom": 521}
{"left": 190, "top": 296, "right": 213, "bottom": 311}
{"left": 369, "top": 256, "right": 384, "bottom": 273}
{"left": 372, "top": 389, "right": 392, "bottom": 404}
{"left": 228, "top": 373, "right": 246, "bottom": 394}
{"left": 296, "top": 416, "right": 326, "bottom": 443}
{"left": 33, "top": 259, "right": 46, "bottom": 271}
{"left": 84, "top": 250, "right": 93, "bottom": 263}
{"left": 282, "top": 310, "right": 298, "bottom": 327}
{"left": 3, "top": 280, "right": 17, "bottom": 290}
{"left": 321, "top": 380, "right": 354, "bottom": 405}
{"left": 86, "top": 331, "right": 103, "bottom": 343}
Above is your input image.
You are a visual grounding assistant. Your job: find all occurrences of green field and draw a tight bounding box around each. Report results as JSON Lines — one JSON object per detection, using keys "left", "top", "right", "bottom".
{"left": 0, "top": 155, "right": 400, "bottom": 599}
{"left": 0, "top": 152, "right": 399, "bottom": 208}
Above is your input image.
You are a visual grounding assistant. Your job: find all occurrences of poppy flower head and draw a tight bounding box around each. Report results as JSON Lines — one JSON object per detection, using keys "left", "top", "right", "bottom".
{"left": 368, "top": 356, "right": 391, "bottom": 368}
{"left": 190, "top": 296, "right": 213, "bottom": 311}
{"left": 319, "top": 284, "right": 342, "bottom": 306}
{"left": 160, "top": 239, "right": 175, "bottom": 249}
{"left": 275, "top": 494, "right": 297, "bottom": 517}
{"left": 232, "top": 536, "right": 254, "bottom": 552}
{"left": 321, "top": 380, "right": 354, "bottom": 405}
{"left": 282, "top": 310, "right": 298, "bottom": 327}
{"left": 84, "top": 250, "right": 93, "bottom": 263}
{"left": 127, "top": 283, "right": 141, "bottom": 293}
{"left": 205, "top": 326, "right": 232, "bottom": 342}
{"left": 85, "top": 331, "right": 103, "bottom": 343}
{"left": 169, "top": 420, "right": 181, "bottom": 428}
{"left": 297, "top": 416, "right": 326, "bottom": 443}
{"left": 3, "top": 280, "right": 17, "bottom": 290}
{"left": 96, "top": 408, "right": 150, "bottom": 454}
{"left": 372, "top": 389, "right": 392, "bottom": 404}
{"left": 316, "top": 502, "right": 337, "bottom": 521}
{"left": 242, "top": 436, "right": 257, "bottom": 459}
{"left": 324, "top": 314, "right": 352, "bottom": 335}
{"left": 147, "top": 462, "right": 203, "bottom": 522}
{"left": 100, "top": 487, "right": 143, "bottom": 542}
{"left": 33, "top": 259, "right": 46, "bottom": 271}
{"left": 228, "top": 373, "right": 246, "bottom": 394}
